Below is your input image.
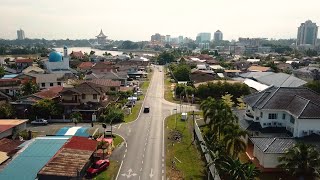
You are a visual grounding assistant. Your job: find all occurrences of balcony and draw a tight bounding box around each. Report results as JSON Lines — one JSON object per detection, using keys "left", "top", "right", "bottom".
{"left": 61, "top": 99, "right": 80, "bottom": 105}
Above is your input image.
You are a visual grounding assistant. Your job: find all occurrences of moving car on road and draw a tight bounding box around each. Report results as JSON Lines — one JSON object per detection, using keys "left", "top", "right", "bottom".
{"left": 87, "top": 159, "right": 110, "bottom": 176}
{"left": 31, "top": 119, "right": 48, "bottom": 125}
{"left": 143, "top": 106, "right": 150, "bottom": 113}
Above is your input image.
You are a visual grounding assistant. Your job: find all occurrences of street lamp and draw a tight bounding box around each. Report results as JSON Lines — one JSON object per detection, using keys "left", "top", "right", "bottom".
{"left": 173, "top": 108, "right": 177, "bottom": 129}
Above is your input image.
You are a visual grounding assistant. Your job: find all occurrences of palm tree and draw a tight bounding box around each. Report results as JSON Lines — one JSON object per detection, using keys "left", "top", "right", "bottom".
{"left": 222, "top": 124, "right": 247, "bottom": 158}
{"left": 278, "top": 143, "right": 320, "bottom": 178}
{"left": 242, "top": 162, "right": 260, "bottom": 180}
{"left": 220, "top": 157, "right": 260, "bottom": 180}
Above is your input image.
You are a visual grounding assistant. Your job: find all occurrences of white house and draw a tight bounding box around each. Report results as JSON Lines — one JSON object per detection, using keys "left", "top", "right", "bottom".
{"left": 243, "top": 86, "right": 320, "bottom": 138}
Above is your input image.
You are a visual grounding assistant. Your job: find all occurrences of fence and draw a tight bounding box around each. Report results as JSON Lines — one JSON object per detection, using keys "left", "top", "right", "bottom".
{"left": 194, "top": 121, "right": 221, "bottom": 180}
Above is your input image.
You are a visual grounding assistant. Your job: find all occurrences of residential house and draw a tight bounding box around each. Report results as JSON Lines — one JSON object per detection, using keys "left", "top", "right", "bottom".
{"left": 248, "top": 65, "right": 272, "bottom": 72}
{"left": 234, "top": 61, "right": 251, "bottom": 71}
{"left": 22, "top": 66, "right": 45, "bottom": 74}
{"left": 15, "top": 58, "right": 33, "bottom": 72}
{"left": 243, "top": 87, "right": 320, "bottom": 138}
{"left": 27, "top": 73, "right": 68, "bottom": 89}
{"left": 70, "top": 51, "right": 85, "bottom": 59}
{"left": 276, "top": 63, "right": 293, "bottom": 73}
{"left": 0, "top": 79, "right": 21, "bottom": 96}
{"left": 293, "top": 66, "right": 320, "bottom": 81}
{"left": 224, "top": 70, "right": 241, "bottom": 78}
{"left": 91, "top": 62, "right": 116, "bottom": 74}
{"left": 0, "top": 91, "right": 11, "bottom": 105}
{"left": 85, "top": 71, "right": 128, "bottom": 86}
{"left": 0, "top": 119, "right": 27, "bottom": 139}
{"left": 77, "top": 62, "right": 93, "bottom": 72}
{"left": 190, "top": 70, "right": 215, "bottom": 84}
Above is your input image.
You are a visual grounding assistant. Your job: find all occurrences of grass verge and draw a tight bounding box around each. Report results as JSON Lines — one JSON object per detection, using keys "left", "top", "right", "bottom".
{"left": 94, "top": 160, "right": 120, "bottom": 180}
{"left": 113, "top": 134, "right": 124, "bottom": 147}
{"left": 165, "top": 114, "right": 206, "bottom": 179}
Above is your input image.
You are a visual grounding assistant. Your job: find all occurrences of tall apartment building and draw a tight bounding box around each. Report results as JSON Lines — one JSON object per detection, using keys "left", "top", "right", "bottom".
{"left": 17, "top": 29, "right": 25, "bottom": 40}
{"left": 214, "top": 30, "right": 223, "bottom": 41}
{"left": 297, "top": 20, "right": 318, "bottom": 47}
{"left": 196, "top": 33, "right": 211, "bottom": 43}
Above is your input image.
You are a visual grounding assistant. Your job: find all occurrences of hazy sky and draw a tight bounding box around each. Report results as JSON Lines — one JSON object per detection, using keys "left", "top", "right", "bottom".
{"left": 1, "top": 0, "right": 319, "bottom": 41}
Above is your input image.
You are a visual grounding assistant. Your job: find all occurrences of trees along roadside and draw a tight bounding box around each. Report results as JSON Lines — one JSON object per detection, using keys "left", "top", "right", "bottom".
{"left": 0, "top": 103, "right": 15, "bottom": 118}
{"left": 31, "top": 99, "right": 63, "bottom": 119}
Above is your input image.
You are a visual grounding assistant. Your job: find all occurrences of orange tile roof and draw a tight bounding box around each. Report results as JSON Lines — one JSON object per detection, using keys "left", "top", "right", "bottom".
{"left": 78, "top": 62, "right": 93, "bottom": 69}
{"left": 33, "top": 86, "right": 64, "bottom": 99}
{"left": 248, "top": 66, "right": 271, "bottom": 72}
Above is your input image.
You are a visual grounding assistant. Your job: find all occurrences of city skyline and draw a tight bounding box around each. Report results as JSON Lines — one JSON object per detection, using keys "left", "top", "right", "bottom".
{"left": 1, "top": 0, "right": 319, "bottom": 41}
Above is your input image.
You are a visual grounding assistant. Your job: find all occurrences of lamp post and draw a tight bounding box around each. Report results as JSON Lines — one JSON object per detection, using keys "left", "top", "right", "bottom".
{"left": 173, "top": 108, "right": 177, "bottom": 129}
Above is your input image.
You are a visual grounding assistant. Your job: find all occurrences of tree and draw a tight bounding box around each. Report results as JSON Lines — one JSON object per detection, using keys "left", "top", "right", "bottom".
{"left": 0, "top": 66, "right": 5, "bottom": 78}
{"left": 99, "top": 107, "right": 124, "bottom": 123}
{"left": 0, "top": 103, "right": 15, "bottom": 118}
{"left": 90, "top": 50, "right": 95, "bottom": 55}
{"left": 223, "top": 124, "right": 247, "bottom": 158}
{"left": 157, "top": 51, "right": 176, "bottom": 65}
{"left": 21, "top": 81, "right": 39, "bottom": 96}
{"left": 172, "top": 64, "right": 190, "bottom": 81}
{"left": 32, "top": 99, "right": 63, "bottom": 119}
{"left": 305, "top": 81, "right": 320, "bottom": 93}
{"left": 221, "top": 93, "right": 234, "bottom": 108}
{"left": 237, "top": 96, "right": 246, "bottom": 110}
{"left": 220, "top": 157, "right": 260, "bottom": 180}
{"left": 70, "top": 112, "right": 83, "bottom": 123}
{"left": 278, "top": 143, "right": 320, "bottom": 178}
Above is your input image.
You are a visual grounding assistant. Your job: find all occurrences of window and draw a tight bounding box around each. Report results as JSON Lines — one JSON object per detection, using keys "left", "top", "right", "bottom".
{"left": 290, "top": 116, "right": 295, "bottom": 124}
{"left": 82, "top": 94, "right": 86, "bottom": 99}
{"left": 50, "top": 83, "right": 53, "bottom": 86}
{"left": 110, "top": 87, "right": 116, "bottom": 91}
{"left": 282, "top": 113, "right": 286, "bottom": 120}
{"left": 41, "top": 83, "right": 45, "bottom": 87}
{"left": 93, "top": 94, "right": 97, "bottom": 99}
{"left": 268, "top": 113, "right": 277, "bottom": 119}
{"left": 57, "top": 82, "right": 61, "bottom": 86}
{"left": 260, "top": 112, "right": 263, "bottom": 118}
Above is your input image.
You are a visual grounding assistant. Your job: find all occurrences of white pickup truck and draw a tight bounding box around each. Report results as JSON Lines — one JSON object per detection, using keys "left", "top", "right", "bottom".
{"left": 31, "top": 119, "right": 48, "bottom": 125}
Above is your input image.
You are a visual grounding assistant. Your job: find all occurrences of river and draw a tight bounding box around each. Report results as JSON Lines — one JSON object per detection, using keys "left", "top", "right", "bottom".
{"left": 53, "top": 47, "right": 123, "bottom": 56}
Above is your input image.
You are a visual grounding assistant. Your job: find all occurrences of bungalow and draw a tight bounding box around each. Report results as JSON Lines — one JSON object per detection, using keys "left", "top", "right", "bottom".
{"left": 190, "top": 70, "right": 215, "bottom": 84}
{"left": 248, "top": 65, "right": 272, "bottom": 72}
{"left": 85, "top": 71, "right": 128, "bottom": 86}
{"left": 77, "top": 62, "right": 93, "bottom": 72}
{"left": 15, "top": 58, "right": 33, "bottom": 72}
{"left": 70, "top": 51, "right": 85, "bottom": 59}
{"left": 243, "top": 86, "right": 320, "bottom": 138}
{"left": 27, "top": 73, "right": 66, "bottom": 89}
{"left": 91, "top": 62, "right": 116, "bottom": 74}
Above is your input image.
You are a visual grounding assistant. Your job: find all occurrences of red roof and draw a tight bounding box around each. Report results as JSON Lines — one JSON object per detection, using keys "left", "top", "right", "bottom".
{"left": 0, "top": 78, "right": 20, "bottom": 82}
{"left": 63, "top": 136, "right": 97, "bottom": 151}
{"left": 70, "top": 51, "right": 84, "bottom": 58}
{"left": 0, "top": 125, "right": 15, "bottom": 133}
{"left": 15, "top": 59, "right": 33, "bottom": 63}
{"left": 78, "top": 62, "right": 93, "bottom": 69}
{"left": 0, "top": 138, "right": 23, "bottom": 153}
{"left": 197, "top": 54, "right": 214, "bottom": 60}
{"left": 33, "top": 86, "right": 64, "bottom": 99}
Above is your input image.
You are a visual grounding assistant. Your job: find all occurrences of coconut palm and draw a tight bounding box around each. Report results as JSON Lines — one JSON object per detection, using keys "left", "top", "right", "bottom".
{"left": 278, "top": 143, "right": 320, "bottom": 178}
{"left": 220, "top": 157, "right": 260, "bottom": 180}
{"left": 242, "top": 162, "right": 261, "bottom": 180}
{"left": 223, "top": 124, "right": 247, "bottom": 158}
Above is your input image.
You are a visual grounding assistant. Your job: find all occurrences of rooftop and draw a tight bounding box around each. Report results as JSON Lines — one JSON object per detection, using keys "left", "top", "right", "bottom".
{"left": 248, "top": 65, "right": 271, "bottom": 72}
{"left": 15, "top": 58, "right": 33, "bottom": 63}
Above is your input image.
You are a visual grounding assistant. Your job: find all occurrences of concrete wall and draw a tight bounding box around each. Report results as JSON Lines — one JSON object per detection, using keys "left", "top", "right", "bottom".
{"left": 253, "top": 145, "right": 281, "bottom": 168}
{"left": 39, "top": 82, "right": 64, "bottom": 89}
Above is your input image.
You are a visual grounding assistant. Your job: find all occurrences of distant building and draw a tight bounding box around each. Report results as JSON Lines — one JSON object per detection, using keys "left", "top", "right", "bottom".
{"left": 96, "top": 29, "right": 107, "bottom": 45}
{"left": 17, "top": 29, "right": 25, "bottom": 40}
{"left": 199, "top": 43, "right": 210, "bottom": 50}
{"left": 165, "top": 35, "right": 171, "bottom": 43}
{"left": 297, "top": 20, "right": 318, "bottom": 47}
{"left": 196, "top": 32, "right": 211, "bottom": 43}
{"left": 44, "top": 46, "right": 70, "bottom": 73}
{"left": 151, "top": 33, "right": 161, "bottom": 42}
{"left": 178, "top": 36, "right": 184, "bottom": 44}
{"left": 214, "top": 30, "right": 223, "bottom": 41}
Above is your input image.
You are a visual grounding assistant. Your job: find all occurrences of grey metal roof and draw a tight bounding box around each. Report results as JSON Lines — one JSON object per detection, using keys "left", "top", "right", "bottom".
{"left": 250, "top": 137, "right": 296, "bottom": 154}
{"left": 244, "top": 87, "right": 320, "bottom": 119}
{"left": 255, "top": 73, "right": 306, "bottom": 87}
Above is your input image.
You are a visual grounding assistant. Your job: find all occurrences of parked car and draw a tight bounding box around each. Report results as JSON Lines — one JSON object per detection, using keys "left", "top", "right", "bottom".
{"left": 31, "top": 119, "right": 48, "bottom": 125}
{"left": 144, "top": 106, "right": 150, "bottom": 113}
{"left": 126, "top": 101, "right": 135, "bottom": 107}
{"left": 87, "top": 159, "right": 110, "bottom": 176}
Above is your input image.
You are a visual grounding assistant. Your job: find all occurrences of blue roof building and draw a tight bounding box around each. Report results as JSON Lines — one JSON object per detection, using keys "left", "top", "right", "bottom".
{"left": 48, "top": 51, "right": 62, "bottom": 62}
{"left": 0, "top": 137, "right": 69, "bottom": 180}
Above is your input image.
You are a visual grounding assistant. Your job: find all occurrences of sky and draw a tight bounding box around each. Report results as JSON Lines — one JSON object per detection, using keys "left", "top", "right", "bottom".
{"left": 0, "top": 0, "right": 319, "bottom": 41}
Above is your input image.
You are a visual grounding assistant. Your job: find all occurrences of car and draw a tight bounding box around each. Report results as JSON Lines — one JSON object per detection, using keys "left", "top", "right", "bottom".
{"left": 31, "top": 119, "right": 48, "bottom": 125}
{"left": 143, "top": 106, "right": 150, "bottom": 113}
{"left": 87, "top": 159, "right": 110, "bottom": 176}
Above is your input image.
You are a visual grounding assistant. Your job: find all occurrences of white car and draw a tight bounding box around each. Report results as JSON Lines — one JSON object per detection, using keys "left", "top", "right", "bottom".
{"left": 31, "top": 119, "right": 48, "bottom": 125}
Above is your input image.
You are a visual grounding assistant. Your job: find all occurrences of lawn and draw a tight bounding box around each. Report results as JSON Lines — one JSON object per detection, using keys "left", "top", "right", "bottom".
{"left": 165, "top": 114, "right": 206, "bottom": 179}
{"left": 113, "top": 135, "right": 124, "bottom": 147}
{"left": 124, "top": 102, "right": 142, "bottom": 123}
{"left": 94, "top": 160, "right": 120, "bottom": 180}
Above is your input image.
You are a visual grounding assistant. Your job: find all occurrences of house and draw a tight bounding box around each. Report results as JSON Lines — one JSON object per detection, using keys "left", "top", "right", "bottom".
{"left": 276, "top": 63, "right": 293, "bottom": 73}
{"left": 234, "top": 61, "right": 251, "bottom": 71}
{"left": 190, "top": 70, "right": 215, "bottom": 84}
{"left": 127, "top": 70, "right": 148, "bottom": 79}
{"left": 293, "top": 66, "right": 320, "bottom": 81}
{"left": 91, "top": 62, "right": 116, "bottom": 74}
{"left": 27, "top": 73, "right": 67, "bottom": 89}
{"left": 247, "top": 59, "right": 260, "bottom": 63}
{"left": 82, "top": 79, "right": 121, "bottom": 92}
{"left": 15, "top": 58, "right": 33, "bottom": 72}
{"left": 0, "top": 137, "right": 69, "bottom": 180}
{"left": 85, "top": 71, "right": 128, "bottom": 86}
{"left": 77, "top": 62, "right": 93, "bottom": 72}
{"left": 224, "top": 70, "right": 241, "bottom": 77}
{"left": 37, "top": 136, "right": 97, "bottom": 180}
{"left": 22, "top": 66, "right": 45, "bottom": 74}
{"left": 0, "top": 119, "right": 28, "bottom": 139}
{"left": 0, "top": 79, "right": 21, "bottom": 97}
{"left": 243, "top": 87, "right": 320, "bottom": 138}
{"left": 0, "top": 138, "right": 23, "bottom": 163}
{"left": 70, "top": 51, "right": 85, "bottom": 59}
{"left": 0, "top": 91, "right": 11, "bottom": 105}
{"left": 248, "top": 65, "right": 272, "bottom": 72}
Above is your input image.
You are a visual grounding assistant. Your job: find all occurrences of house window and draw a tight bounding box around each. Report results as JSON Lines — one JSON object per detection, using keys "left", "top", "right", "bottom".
{"left": 57, "top": 82, "right": 61, "bottom": 86}
{"left": 110, "top": 87, "right": 116, "bottom": 91}
{"left": 82, "top": 94, "right": 86, "bottom": 99}
{"left": 93, "top": 94, "right": 97, "bottom": 99}
{"left": 41, "top": 83, "right": 45, "bottom": 87}
{"left": 260, "top": 112, "right": 263, "bottom": 118}
{"left": 50, "top": 83, "right": 53, "bottom": 86}
{"left": 290, "top": 116, "right": 295, "bottom": 124}
{"left": 268, "top": 113, "right": 277, "bottom": 119}
{"left": 282, "top": 113, "right": 286, "bottom": 120}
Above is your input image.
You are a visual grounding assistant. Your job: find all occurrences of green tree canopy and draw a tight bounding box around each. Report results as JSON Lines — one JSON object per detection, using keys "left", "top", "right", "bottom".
{"left": 0, "top": 66, "right": 5, "bottom": 78}
{"left": 32, "top": 99, "right": 63, "bottom": 119}
{"left": 21, "top": 81, "right": 39, "bottom": 96}
{"left": 157, "top": 51, "right": 176, "bottom": 65}
{"left": 0, "top": 103, "right": 15, "bottom": 118}
{"left": 70, "top": 112, "right": 83, "bottom": 123}
{"left": 99, "top": 106, "right": 124, "bottom": 123}
{"left": 172, "top": 64, "right": 190, "bottom": 81}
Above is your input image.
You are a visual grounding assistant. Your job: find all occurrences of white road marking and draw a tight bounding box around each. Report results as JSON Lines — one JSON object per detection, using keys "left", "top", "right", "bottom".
{"left": 125, "top": 149, "right": 127, "bottom": 153}
{"left": 121, "top": 169, "right": 137, "bottom": 178}
{"left": 123, "top": 154, "right": 126, "bottom": 158}
{"left": 145, "top": 142, "right": 147, "bottom": 146}
{"left": 118, "top": 124, "right": 122, "bottom": 129}
{"left": 115, "top": 160, "right": 123, "bottom": 180}
{"left": 142, "top": 160, "right": 144, "bottom": 164}
{"left": 149, "top": 168, "right": 154, "bottom": 178}
{"left": 162, "top": 170, "right": 164, "bottom": 174}
{"left": 142, "top": 154, "right": 144, "bottom": 158}
{"left": 162, "top": 164, "right": 164, "bottom": 167}
{"left": 140, "top": 168, "right": 142, "bottom": 171}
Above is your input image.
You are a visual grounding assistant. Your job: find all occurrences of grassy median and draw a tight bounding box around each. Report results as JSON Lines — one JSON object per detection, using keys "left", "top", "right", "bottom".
{"left": 165, "top": 114, "right": 206, "bottom": 179}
